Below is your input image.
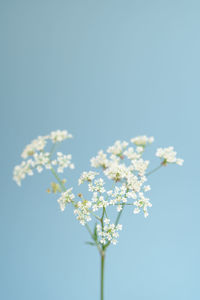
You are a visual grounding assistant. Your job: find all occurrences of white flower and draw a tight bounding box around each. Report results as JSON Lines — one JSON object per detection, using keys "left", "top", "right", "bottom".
{"left": 91, "top": 194, "right": 109, "bottom": 211}
{"left": 88, "top": 178, "right": 105, "bottom": 193}
{"left": 131, "top": 135, "right": 154, "bottom": 146}
{"left": 156, "top": 146, "right": 183, "bottom": 165}
{"left": 107, "top": 140, "right": 128, "bottom": 156}
{"left": 74, "top": 200, "right": 92, "bottom": 225}
{"left": 104, "top": 161, "right": 128, "bottom": 182}
{"left": 36, "top": 166, "right": 43, "bottom": 173}
{"left": 50, "top": 130, "right": 72, "bottom": 143}
{"left": 133, "top": 207, "right": 140, "bottom": 214}
{"left": 126, "top": 190, "right": 137, "bottom": 199}
{"left": 33, "top": 152, "right": 50, "bottom": 169}
{"left": 124, "top": 147, "right": 141, "bottom": 160}
{"left": 104, "top": 218, "right": 110, "bottom": 225}
{"left": 90, "top": 150, "right": 108, "bottom": 169}
{"left": 57, "top": 188, "right": 75, "bottom": 211}
{"left": 78, "top": 171, "right": 98, "bottom": 185}
{"left": 56, "top": 152, "right": 74, "bottom": 173}
{"left": 133, "top": 192, "right": 152, "bottom": 217}
{"left": 97, "top": 222, "right": 122, "bottom": 245}
{"left": 131, "top": 158, "right": 149, "bottom": 176}
{"left": 144, "top": 185, "right": 151, "bottom": 192}
{"left": 14, "top": 129, "right": 74, "bottom": 186}
{"left": 116, "top": 224, "right": 122, "bottom": 231}
{"left": 109, "top": 186, "right": 127, "bottom": 209}
{"left": 21, "top": 136, "right": 48, "bottom": 159}
{"left": 176, "top": 158, "right": 184, "bottom": 166}
{"left": 117, "top": 205, "right": 122, "bottom": 212}
{"left": 13, "top": 159, "right": 34, "bottom": 186}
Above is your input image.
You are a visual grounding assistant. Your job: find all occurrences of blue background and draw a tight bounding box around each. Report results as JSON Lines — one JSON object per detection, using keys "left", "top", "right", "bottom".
{"left": 1, "top": 1, "right": 199, "bottom": 299}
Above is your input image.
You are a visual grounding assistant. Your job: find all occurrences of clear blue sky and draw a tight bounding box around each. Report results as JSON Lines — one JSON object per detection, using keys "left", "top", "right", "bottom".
{"left": 1, "top": 1, "right": 199, "bottom": 299}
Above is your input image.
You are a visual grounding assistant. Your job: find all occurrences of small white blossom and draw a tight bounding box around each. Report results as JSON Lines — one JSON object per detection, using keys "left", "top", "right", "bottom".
{"left": 56, "top": 152, "right": 74, "bottom": 173}
{"left": 104, "top": 218, "right": 110, "bottom": 225}
{"left": 13, "top": 159, "right": 34, "bottom": 186}
{"left": 90, "top": 150, "right": 108, "bottom": 169}
{"left": 36, "top": 166, "right": 43, "bottom": 173}
{"left": 117, "top": 205, "right": 122, "bottom": 212}
{"left": 109, "top": 186, "right": 127, "bottom": 209}
{"left": 97, "top": 220, "right": 122, "bottom": 245}
{"left": 13, "top": 129, "right": 74, "bottom": 186}
{"left": 78, "top": 171, "right": 98, "bottom": 185}
{"left": 176, "top": 158, "right": 184, "bottom": 166}
{"left": 57, "top": 188, "right": 75, "bottom": 211}
{"left": 33, "top": 152, "right": 51, "bottom": 169}
{"left": 91, "top": 193, "right": 109, "bottom": 211}
{"left": 49, "top": 130, "right": 72, "bottom": 143}
{"left": 107, "top": 140, "right": 128, "bottom": 157}
{"left": 133, "top": 192, "right": 152, "bottom": 218}
{"left": 124, "top": 147, "right": 141, "bottom": 160}
{"left": 133, "top": 207, "right": 140, "bottom": 214}
{"left": 21, "top": 136, "right": 48, "bottom": 159}
{"left": 131, "top": 158, "right": 149, "bottom": 176}
{"left": 104, "top": 161, "right": 128, "bottom": 182}
{"left": 144, "top": 185, "right": 151, "bottom": 192}
{"left": 88, "top": 178, "right": 105, "bottom": 193}
{"left": 131, "top": 135, "right": 154, "bottom": 146}
{"left": 156, "top": 146, "right": 184, "bottom": 165}
{"left": 74, "top": 200, "right": 92, "bottom": 225}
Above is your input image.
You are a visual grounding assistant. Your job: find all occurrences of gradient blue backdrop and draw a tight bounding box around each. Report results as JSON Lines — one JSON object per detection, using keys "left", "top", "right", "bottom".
{"left": 1, "top": 1, "right": 199, "bottom": 299}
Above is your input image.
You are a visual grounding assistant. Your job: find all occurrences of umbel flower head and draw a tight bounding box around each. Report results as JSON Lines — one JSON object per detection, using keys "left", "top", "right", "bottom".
{"left": 13, "top": 130, "right": 74, "bottom": 186}
{"left": 13, "top": 132, "right": 183, "bottom": 247}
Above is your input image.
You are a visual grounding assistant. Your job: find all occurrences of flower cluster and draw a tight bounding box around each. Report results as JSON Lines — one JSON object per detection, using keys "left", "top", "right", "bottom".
{"left": 107, "top": 140, "right": 128, "bottom": 157}
{"left": 133, "top": 192, "right": 152, "bottom": 218}
{"left": 89, "top": 137, "right": 153, "bottom": 217}
{"left": 78, "top": 171, "right": 98, "bottom": 185}
{"left": 88, "top": 178, "right": 106, "bottom": 193}
{"left": 156, "top": 146, "right": 184, "bottom": 165}
{"left": 13, "top": 130, "right": 74, "bottom": 186}
{"left": 131, "top": 135, "right": 154, "bottom": 146}
{"left": 107, "top": 186, "right": 128, "bottom": 212}
{"left": 74, "top": 200, "right": 92, "bottom": 225}
{"left": 52, "top": 152, "right": 74, "bottom": 173}
{"left": 50, "top": 130, "right": 72, "bottom": 143}
{"left": 57, "top": 188, "right": 75, "bottom": 211}
{"left": 90, "top": 151, "right": 108, "bottom": 169}
{"left": 13, "top": 130, "right": 184, "bottom": 248}
{"left": 13, "top": 160, "right": 34, "bottom": 186}
{"left": 97, "top": 219, "right": 122, "bottom": 245}
{"left": 92, "top": 192, "right": 109, "bottom": 211}
{"left": 13, "top": 153, "right": 51, "bottom": 186}
{"left": 21, "top": 130, "right": 72, "bottom": 159}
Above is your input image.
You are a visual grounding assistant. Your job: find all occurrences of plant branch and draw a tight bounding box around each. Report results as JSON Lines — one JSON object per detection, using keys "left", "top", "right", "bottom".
{"left": 146, "top": 164, "right": 163, "bottom": 177}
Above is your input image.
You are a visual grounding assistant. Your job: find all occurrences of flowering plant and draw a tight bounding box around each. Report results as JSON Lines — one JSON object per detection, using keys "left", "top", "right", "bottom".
{"left": 13, "top": 130, "right": 183, "bottom": 300}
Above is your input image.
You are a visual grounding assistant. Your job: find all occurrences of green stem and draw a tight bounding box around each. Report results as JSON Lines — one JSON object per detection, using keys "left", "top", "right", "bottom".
{"left": 50, "top": 167, "right": 66, "bottom": 191}
{"left": 115, "top": 205, "right": 125, "bottom": 226}
{"left": 85, "top": 223, "right": 102, "bottom": 253}
{"left": 146, "top": 164, "right": 163, "bottom": 177}
{"left": 101, "top": 253, "right": 105, "bottom": 300}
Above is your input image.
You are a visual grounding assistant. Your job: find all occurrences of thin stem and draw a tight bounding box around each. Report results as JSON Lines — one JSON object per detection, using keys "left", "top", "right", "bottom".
{"left": 101, "top": 253, "right": 105, "bottom": 300}
{"left": 146, "top": 164, "right": 163, "bottom": 177}
{"left": 51, "top": 167, "right": 66, "bottom": 191}
{"left": 85, "top": 223, "right": 102, "bottom": 253}
{"left": 49, "top": 142, "right": 58, "bottom": 157}
{"left": 115, "top": 205, "right": 125, "bottom": 226}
